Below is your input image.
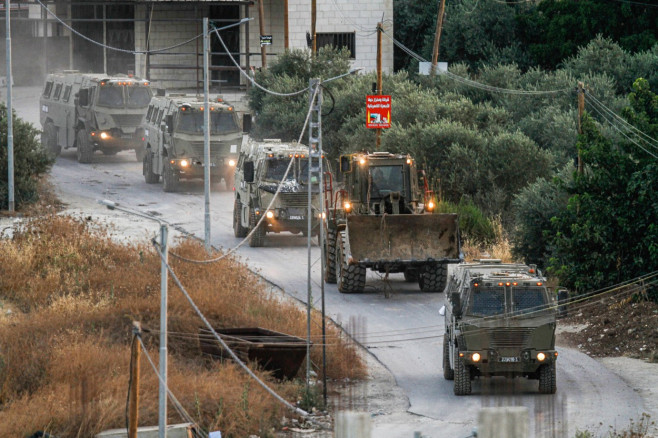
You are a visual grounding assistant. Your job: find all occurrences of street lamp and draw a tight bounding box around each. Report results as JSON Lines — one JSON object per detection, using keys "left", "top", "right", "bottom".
{"left": 98, "top": 199, "right": 169, "bottom": 438}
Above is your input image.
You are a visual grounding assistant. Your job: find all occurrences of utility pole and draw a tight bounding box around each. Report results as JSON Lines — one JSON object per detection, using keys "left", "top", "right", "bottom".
{"left": 284, "top": 0, "right": 289, "bottom": 48}
{"left": 129, "top": 322, "right": 142, "bottom": 438}
{"left": 577, "top": 81, "right": 584, "bottom": 174}
{"left": 6, "top": 0, "right": 14, "bottom": 212}
{"left": 376, "top": 22, "right": 383, "bottom": 149}
{"left": 431, "top": 0, "right": 447, "bottom": 76}
{"left": 311, "top": 0, "right": 317, "bottom": 55}
{"left": 203, "top": 18, "right": 211, "bottom": 252}
{"left": 258, "top": 0, "right": 267, "bottom": 68}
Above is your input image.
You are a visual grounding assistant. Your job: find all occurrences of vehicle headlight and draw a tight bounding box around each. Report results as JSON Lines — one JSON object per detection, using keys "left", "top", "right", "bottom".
{"left": 537, "top": 352, "right": 546, "bottom": 362}
{"left": 228, "top": 159, "right": 236, "bottom": 167}
{"left": 100, "top": 132, "right": 110, "bottom": 140}
{"left": 266, "top": 211, "right": 274, "bottom": 219}
{"left": 471, "top": 352, "right": 481, "bottom": 362}
{"left": 427, "top": 200, "right": 435, "bottom": 211}
{"left": 344, "top": 202, "right": 352, "bottom": 212}
{"left": 180, "top": 159, "right": 189, "bottom": 168}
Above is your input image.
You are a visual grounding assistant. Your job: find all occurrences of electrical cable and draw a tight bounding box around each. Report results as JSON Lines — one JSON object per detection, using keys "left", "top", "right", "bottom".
{"left": 151, "top": 240, "right": 312, "bottom": 419}
{"left": 380, "top": 29, "right": 573, "bottom": 96}
{"left": 35, "top": 0, "right": 203, "bottom": 55}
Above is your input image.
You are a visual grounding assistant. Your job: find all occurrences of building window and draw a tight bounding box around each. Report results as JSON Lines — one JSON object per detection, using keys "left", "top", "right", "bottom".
{"left": 316, "top": 33, "right": 356, "bottom": 59}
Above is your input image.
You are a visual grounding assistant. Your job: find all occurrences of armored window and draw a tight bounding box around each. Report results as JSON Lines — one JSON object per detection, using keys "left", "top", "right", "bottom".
{"left": 156, "top": 108, "right": 164, "bottom": 125}
{"left": 146, "top": 105, "right": 154, "bottom": 122}
{"left": 53, "top": 83, "right": 63, "bottom": 100}
{"left": 43, "top": 81, "right": 53, "bottom": 98}
{"left": 316, "top": 33, "right": 356, "bottom": 59}
{"left": 468, "top": 287, "right": 505, "bottom": 317}
{"left": 127, "top": 86, "right": 152, "bottom": 108}
{"left": 98, "top": 85, "right": 124, "bottom": 108}
{"left": 211, "top": 112, "right": 239, "bottom": 134}
{"left": 511, "top": 288, "right": 547, "bottom": 315}
{"left": 63, "top": 85, "right": 72, "bottom": 102}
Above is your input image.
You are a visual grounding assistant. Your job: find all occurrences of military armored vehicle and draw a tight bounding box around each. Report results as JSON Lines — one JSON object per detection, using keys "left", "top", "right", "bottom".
{"left": 39, "top": 71, "right": 152, "bottom": 163}
{"left": 141, "top": 93, "right": 244, "bottom": 192}
{"left": 442, "top": 260, "right": 558, "bottom": 395}
{"left": 324, "top": 151, "right": 461, "bottom": 293}
{"left": 233, "top": 138, "right": 325, "bottom": 247}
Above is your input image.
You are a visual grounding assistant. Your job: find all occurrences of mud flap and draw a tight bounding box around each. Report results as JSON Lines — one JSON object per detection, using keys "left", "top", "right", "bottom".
{"left": 345, "top": 214, "right": 460, "bottom": 263}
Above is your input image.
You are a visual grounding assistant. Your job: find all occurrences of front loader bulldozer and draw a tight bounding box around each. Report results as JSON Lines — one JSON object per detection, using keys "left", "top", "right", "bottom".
{"left": 324, "top": 152, "right": 462, "bottom": 293}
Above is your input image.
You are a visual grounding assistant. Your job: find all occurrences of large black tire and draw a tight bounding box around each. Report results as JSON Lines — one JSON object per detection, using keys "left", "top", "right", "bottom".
{"left": 403, "top": 268, "right": 418, "bottom": 282}
{"left": 325, "top": 228, "right": 338, "bottom": 284}
{"left": 336, "top": 231, "right": 366, "bottom": 293}
{"left": 453, "top": 354, "right": 472, "bottom": 395}
{"left": 538, "top": 363, "right": 557, "bottom": 394}
{"left": 418, "top": 264, "right": 448, "bottom": 292}
{"left": 233, "top": 199, "right": 248, "bottom": 238}
{"left": 248, "top": 211, "right": 266, "bottom": 247}
{"left": 143, "top": 150, "right": 159, "bottom": 184}
{"left": 162, "top": 160, "right": 179, "bottom": 192}
{"left": 41, "top": 122, "right": 61, "bottom": 157}
{"left": 76, "top": 129, "right": 93, "bottom": 163}
{"left": 443, "top": 335, "right": 454, "bottom": 381}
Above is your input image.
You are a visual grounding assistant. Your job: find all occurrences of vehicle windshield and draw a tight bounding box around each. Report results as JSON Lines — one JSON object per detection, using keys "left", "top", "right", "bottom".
{"left": 97, "top": 85, "right": 125, "bottom": 108}
{"left": 369, "top": 165, "right": 404, "bottom": 196}
{"left": 175, "top": 111, "right": 239, "bottom": 134}
{"left": 511, "top": 287, "right": 547, "bottom": 315}
{"left": 127, "top": 86, "right": 152, "bottom": 108}
{"left": 468, "top": 286, "right": 506, "bottom": 317}
{"left": 263, "top": 157, "right": 324, "bottom": 184}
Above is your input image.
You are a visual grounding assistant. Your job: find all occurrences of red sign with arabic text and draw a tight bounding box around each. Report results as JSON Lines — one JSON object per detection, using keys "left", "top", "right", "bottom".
{"left": 366, "top": 95, "right": 391, "bottom": 129}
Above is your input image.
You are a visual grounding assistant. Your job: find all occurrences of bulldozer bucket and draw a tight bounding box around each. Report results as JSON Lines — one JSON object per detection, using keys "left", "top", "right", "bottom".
{"left": 345, "top": 214, "right": 460, "bottom": 263}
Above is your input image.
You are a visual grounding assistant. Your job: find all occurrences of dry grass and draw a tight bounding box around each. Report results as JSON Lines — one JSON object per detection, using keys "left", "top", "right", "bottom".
{"left": 461, "top": 218, "right": 515, "bottom": 263}
{"left": 0, "top": 215, "right": 365, "bottom": 437}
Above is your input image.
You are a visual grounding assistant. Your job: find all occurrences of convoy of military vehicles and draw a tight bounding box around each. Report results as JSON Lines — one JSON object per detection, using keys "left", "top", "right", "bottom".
{"left": 38, "top": 71, "right": 561, "bottom": 395}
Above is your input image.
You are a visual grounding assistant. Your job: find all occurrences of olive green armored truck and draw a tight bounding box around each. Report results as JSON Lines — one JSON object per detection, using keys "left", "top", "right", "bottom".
{"left": 233, "top": 138, "right": 326, "bottom": 247}
{"left": 324, "top": 151, "right": 461, "bottom": 294}
{"left": 442, "top": 260, "right": 558, "bottom": 395}
{"left": 141, "top": 93, "right": 244, "bottom": 192}
{"left": 39, "top": 71, "right": 152, "bottom": 163}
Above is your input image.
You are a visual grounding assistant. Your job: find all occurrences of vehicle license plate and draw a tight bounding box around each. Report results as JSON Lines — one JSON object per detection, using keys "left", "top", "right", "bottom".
{"left": 500, "top": 357, "right": 520, "bottom": 363}
{"left": 289, "top": 215, "right": 303, "bottom": 220}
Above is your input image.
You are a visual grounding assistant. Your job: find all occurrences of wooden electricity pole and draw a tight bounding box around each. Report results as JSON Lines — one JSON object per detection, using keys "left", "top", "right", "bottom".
{"left": 311, "top": 0, "right": 317, "bottom": 55}
{"left": 258, "top": 0, "right": 267, "bottom": 68}
{"left": 577, "top": 81, "right": 584, "bottom": 174}
{"left": 431, "top": 0, "right": 447, "bottom": 76}
{"left": 128, "top": 322, "right": 142, "bottom": 438}
{"left": 284, "top": 0, "right": 289, "bottom": 48}
{"left": 376, "top": 22, "right": 383, "bottom": 149}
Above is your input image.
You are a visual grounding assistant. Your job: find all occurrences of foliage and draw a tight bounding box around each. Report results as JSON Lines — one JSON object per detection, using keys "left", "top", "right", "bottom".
{"left": 511, "top": 165, "right": 573, "bottom": 269}
{"left": 517, "top": 0, "right": 658, "bottom": 70}
{"left": 436, "top": 198, "right": 496, "bottom": 246}
{"left": 393, "top": 0, "right": 438, "bottom": 72}
{"left": 0, "top": 104, "right": 54, "bottom": 210}
{"left": 547, "top": 103, "right": 658, "bottom": 296}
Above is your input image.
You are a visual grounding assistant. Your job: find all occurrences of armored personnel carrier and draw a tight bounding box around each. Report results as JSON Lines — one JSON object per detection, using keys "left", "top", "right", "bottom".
{"left": 141, "top": 93, "right": 244, "bottom": 192}
{"left": 442, "top": 260, "right": 558, "bottom": 395}
{"left": 233, "top": 138, "right": 325, "bottom": 247}
{"left": 39, "top": 71, "right": 152, "bottom": 163}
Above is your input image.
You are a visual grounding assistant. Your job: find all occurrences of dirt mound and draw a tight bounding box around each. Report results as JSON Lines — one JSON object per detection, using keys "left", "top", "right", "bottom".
{"left": 559, "top": 295, "right": 658, "bottom": 360}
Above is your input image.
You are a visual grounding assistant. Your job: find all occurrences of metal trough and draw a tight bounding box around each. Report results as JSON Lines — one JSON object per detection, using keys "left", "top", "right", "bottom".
{"left": 199, "top": 327, "right": 310, "bottom": 380}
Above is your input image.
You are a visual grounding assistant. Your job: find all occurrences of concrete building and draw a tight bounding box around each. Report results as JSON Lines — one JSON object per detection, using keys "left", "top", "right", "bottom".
{"left": 2, "top": 0, "right": 393, "bottom": 88}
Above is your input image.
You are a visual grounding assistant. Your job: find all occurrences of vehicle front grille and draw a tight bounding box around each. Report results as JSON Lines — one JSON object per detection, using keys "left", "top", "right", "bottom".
{"left": 279, "top": 192, "right": 310, "bottom": 208}
{"left": 489, "top": 328, "right": 533, "bottom": 349}
{"left": 111, "top": 114, "right": 144, "bottom": 128}
{"left": 189, "top": 142, "right": 222, "bottom": 158}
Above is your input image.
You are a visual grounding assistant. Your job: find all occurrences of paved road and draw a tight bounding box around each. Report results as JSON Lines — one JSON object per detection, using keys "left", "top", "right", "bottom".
{"left": 9, "top": 86, "right": 647, "bottom": 438}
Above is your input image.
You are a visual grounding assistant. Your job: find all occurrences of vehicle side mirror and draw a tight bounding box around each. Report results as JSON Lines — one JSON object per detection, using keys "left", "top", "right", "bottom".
{"left": 340, "top": 156, "right": 351, "bottom": 173}
{"left": 557, "top": 288, "right": 569, "bottom": 318}
{"left": 244, "top": 161, "right": 254, "bottom": 183}
{"left": 242, "top": 114, "right": 252, "bottom": 134}
{"left": 78, "top": 89, "right": 89, "bottom": 107}
{"left": 165, "top": 115, "right": 173, "bottom": 134}
{"left": 451, "top": 292, "right": 462, "bottom": 318}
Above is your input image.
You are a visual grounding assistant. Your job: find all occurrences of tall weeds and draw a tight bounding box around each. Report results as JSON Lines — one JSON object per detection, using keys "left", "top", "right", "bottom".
{"left": 0, "top": 215, "right": 365, "bottom": 437}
